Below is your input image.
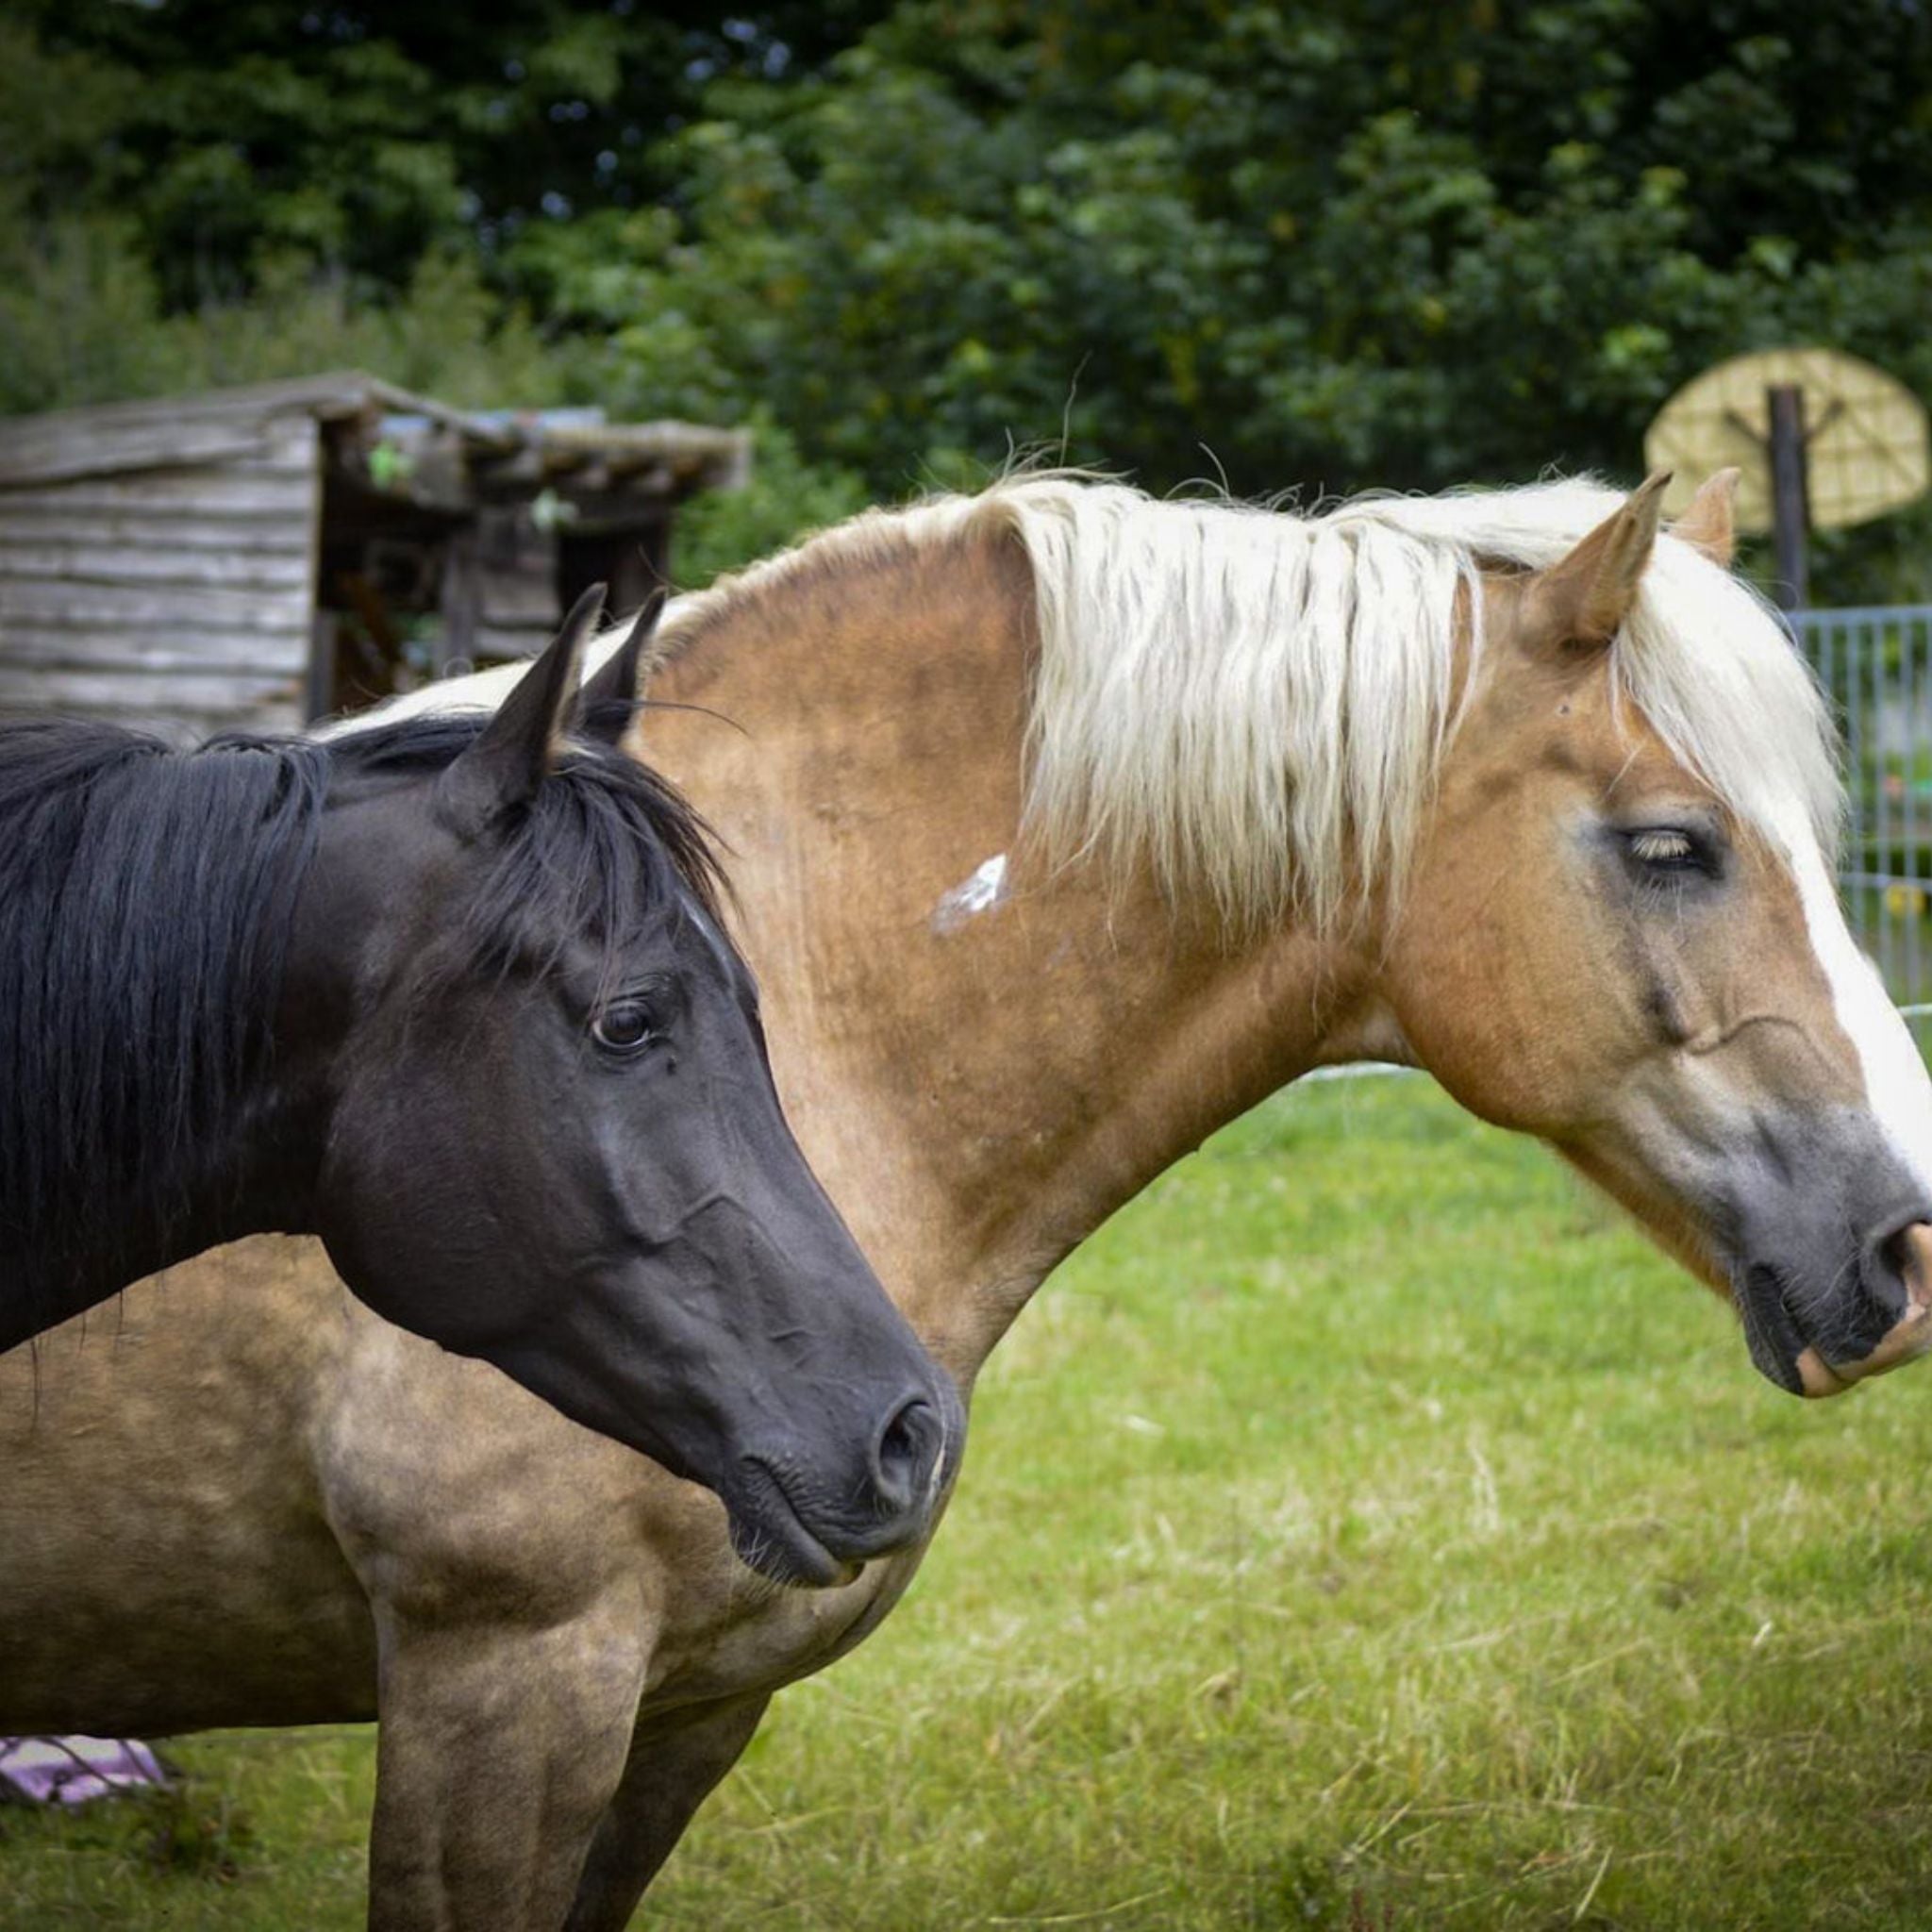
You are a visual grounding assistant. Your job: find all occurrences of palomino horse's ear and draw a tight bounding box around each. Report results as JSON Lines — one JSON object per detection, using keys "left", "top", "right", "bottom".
{"left": 438, "top": 583, "right": 608, "bottom": 837}
{"left": 1670, "top": 466, "right": 1740, "bottom": 570}
{"left": 1523, "top": 471, "right": 1672, "bottom": 652}
{"left": 575, "top": 587, "right": 669, "bottom": 745}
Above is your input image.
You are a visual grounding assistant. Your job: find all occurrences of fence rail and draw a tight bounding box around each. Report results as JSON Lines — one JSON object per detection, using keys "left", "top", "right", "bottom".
{"left": 1792, "top": 604, "right": 1932, "bottom": 1042}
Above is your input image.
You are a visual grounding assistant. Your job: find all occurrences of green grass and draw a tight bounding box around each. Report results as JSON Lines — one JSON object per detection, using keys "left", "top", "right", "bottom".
{"left": 8, "top": 1076, "right": 1932, "bottom": 1928}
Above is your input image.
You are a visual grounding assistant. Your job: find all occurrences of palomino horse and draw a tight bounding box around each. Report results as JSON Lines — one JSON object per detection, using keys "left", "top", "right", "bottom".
{"left": 3, "top": 471, "right": 1927, "bottom": 1929}
{"left": 0, "top": 589, "right": 957, "bottom": 1581}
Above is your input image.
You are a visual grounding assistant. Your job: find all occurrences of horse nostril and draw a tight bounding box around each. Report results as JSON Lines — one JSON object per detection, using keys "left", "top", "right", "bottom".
{"left": 872, "top": 1396, "right": 943, "bottom": 1515}
{"left": 1877, "top": 1220, "right": 1932, "bottom": 1314}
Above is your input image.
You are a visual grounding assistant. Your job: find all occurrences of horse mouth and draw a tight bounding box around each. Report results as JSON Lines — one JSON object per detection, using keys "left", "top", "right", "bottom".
{"left": 724, "top": 1459, "right": 863, "bottom": 1591}
{"left": 1795, "top": 1294, "right": 1932, "bottom": 1396}
{"left": 1739, "top": 1238, "right": 1932, "bottom": 1399}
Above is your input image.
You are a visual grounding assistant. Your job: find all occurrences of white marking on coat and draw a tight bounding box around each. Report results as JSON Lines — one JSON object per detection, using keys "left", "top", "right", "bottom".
{"left": 932, "top": 854, "right": 1009, "bottom": 935}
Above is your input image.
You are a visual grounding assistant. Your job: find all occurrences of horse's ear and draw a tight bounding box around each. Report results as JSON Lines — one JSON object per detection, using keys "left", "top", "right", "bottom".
{"left": 1671, "top": 466, "right": 1740, "bottom": 569}
{"left": 575, "top": 587, "right": 669, "bottom": 745}
{"left": 438, "top": 583, "right": 607, "bottom": 837}
{"left": 1521, "top": 471, "right": 1671, "bottom": 653}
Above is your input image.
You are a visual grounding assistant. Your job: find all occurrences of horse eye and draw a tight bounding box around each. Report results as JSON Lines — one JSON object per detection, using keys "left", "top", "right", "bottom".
{"left": 1627, "top": 828, "right": 1699, "bottom": 869}
{"left": 592, "top": 1002, "right": 658, "bottom": 1053}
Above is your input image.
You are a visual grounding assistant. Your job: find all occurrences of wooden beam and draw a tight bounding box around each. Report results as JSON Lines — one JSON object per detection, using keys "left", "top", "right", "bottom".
{"left": 306, "top": 608, "right": 337, "bottom": 721}
{"left": 437, "top": 525, "right": 482, "bottom": 674}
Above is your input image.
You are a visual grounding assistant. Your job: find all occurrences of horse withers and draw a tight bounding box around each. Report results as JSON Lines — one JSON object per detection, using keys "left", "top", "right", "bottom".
{"left": 0, "top": 590, "right": 958, "bottom": 1584}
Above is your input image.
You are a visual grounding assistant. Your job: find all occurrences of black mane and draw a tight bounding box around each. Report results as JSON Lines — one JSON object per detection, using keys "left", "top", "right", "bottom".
{"left": 0, "top": 707, "right": 722, "bottom": 1321}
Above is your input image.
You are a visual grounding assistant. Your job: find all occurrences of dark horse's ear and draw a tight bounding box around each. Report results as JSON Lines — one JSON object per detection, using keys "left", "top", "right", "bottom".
{"left": 438, "top": 583, "right": 608, "bottom": 839}
{"left": 575, "top": 587, "right": 669, "bottom": 745}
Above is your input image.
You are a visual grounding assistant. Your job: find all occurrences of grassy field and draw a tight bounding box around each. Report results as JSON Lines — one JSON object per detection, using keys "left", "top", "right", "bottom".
{"left": 8, "top": 1074, "right": 1932, "bottom": 1929}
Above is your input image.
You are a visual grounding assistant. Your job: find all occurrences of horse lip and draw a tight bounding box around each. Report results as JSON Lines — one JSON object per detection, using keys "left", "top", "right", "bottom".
{"left": 1793, "top": 1345, "right": 1855, "bottom": 1397}
{"left": 1795, "top": 1224, "right": 1932, "bottom": 1397}
{"left": 1737, "top": 1262, "right": 1807, "bottom": 1396}
{"left": 726, "top": 1459, "right": 862, "bottom": 1591}
{"left": 1799, "top": 1305, "right": 1932, "bottom": 1394}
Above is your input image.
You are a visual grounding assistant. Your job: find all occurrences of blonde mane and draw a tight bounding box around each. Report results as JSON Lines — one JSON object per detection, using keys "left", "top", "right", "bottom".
{"left": 355, "top": 474, "right": 1840, "bottom": 928}
{"left": 663, "top": 474, "right": 1842, "bottom": 927}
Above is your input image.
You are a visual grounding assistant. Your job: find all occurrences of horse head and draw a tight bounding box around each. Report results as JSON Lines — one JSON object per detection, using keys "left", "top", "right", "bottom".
{"left": 297, "top": 592, "right": 962, "bottom": 1581}
{"left": 1384, "top": 473, "right": 1932, "bottom": 1395}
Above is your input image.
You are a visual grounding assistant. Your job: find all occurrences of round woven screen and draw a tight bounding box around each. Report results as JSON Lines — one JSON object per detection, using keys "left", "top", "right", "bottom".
{"left": 1645, "top": 346, "right": 1928, "bottom": 533}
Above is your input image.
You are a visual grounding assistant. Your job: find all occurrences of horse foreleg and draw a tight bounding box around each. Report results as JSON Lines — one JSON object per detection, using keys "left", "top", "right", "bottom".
{"left": 562, "top": 1691, "right": 771, "bottom": 1932}
{"left": 367, "top": 1598, "right": 648, "bottom": 1932}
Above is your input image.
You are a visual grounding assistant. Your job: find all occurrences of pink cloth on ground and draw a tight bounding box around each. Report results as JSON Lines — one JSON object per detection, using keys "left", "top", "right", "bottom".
{"left": 0, "top": 1735, "right": 168, "bottom": 1805}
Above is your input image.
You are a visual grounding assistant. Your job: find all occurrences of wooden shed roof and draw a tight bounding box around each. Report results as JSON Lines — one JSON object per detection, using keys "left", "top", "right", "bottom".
{"left": 0, "top": 373, "right": 748, "bottom": 740}
{"left": 0, "top": 371, "right": 751, "bottom": 495}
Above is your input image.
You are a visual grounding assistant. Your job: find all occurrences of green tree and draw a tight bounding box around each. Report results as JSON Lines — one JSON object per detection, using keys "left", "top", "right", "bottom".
{"left": 7, "top": 2, "right": 1932, "bottom": 593}
{"left": 541, "top": 0, "right": 1932, "bottom": 590}
{"left": 11, "top": 0, "right": 894, "bottom": 307}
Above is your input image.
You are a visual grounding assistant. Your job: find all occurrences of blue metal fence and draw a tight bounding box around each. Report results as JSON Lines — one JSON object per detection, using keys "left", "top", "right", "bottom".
{"left": 1790, "top": 605, "right": 1932, "bottom": 1040}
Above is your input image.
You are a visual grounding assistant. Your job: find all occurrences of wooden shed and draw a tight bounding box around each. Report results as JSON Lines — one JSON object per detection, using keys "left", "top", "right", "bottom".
{"left": 0, "top": 372, "right": 750, "bottom": 739}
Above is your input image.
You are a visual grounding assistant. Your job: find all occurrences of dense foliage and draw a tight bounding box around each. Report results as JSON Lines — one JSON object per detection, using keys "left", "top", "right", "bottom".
{"left": 7, "top": 1, "right": 1932, "bottom": 593}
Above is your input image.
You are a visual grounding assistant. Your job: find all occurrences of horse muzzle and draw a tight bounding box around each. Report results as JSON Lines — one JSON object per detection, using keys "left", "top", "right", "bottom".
{"left": 722, "top": 1377, "right": 961, "bottom": 1588}
{"left": 1743, "top": 1221, "right": 1932, "bottom": 1398}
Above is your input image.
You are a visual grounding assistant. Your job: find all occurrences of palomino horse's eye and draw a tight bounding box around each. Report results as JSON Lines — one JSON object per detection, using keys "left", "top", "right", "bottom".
{"left": 592, "top": 1002, "right": 658, "bottom": 1053}
{"left": 1626, "top": 828, "right": 1700, "bottom": 870}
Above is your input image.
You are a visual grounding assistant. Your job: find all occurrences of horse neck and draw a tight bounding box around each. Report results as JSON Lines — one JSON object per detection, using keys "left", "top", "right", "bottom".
{"left": 646, "top": 528, "right": 1383, "bottom": 1382}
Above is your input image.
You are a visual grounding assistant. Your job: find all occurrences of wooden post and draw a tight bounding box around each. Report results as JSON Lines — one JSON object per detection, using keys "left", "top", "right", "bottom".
{"left": 438, "top": 523, "right": 481, "bottom": 675}
{"left": 305, "top": 608, "right": 337, "bottom": 721}
{"left": 1768, "top": 384, "right": 1810, "bottom": 611}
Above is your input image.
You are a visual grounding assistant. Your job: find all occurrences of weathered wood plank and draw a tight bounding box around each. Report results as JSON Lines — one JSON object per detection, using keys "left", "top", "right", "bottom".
{"left": 0, "top": 473, "right": 317, "bottom": 518}
{"left": 0, "top": 429, "right": 317, "bottom": 490}
{"left": 0, "top": 542, "right": 310, "bottom": 591}
{"left": 0, "top": 575, "right": 310, "bottom": 631}
{"left": 0, "top": 625, "right": 308, "bottom": 675}
{"left": 0, "top": 664, "right": 304, "bottom": 715}
{"left": 0, "top": 423, "right": 269, "bottom": 488}
{"left": 0, "top": 410, "right": 320, "bottom": 491}
{"left": 0, "top": 508, "right": 310, "bottom": 551}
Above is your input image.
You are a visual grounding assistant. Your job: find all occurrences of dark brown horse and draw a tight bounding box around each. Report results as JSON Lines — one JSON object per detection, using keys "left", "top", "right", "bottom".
{"left": 0, "top": 591, "right": 957, "bottom": 1582}
{"left": 1, "top": 469, "right": 1925, "bottom": 1927}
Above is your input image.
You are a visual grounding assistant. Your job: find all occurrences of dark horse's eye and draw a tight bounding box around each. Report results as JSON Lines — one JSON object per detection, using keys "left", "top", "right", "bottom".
{"left": 592, "top": 1002, "right": 658, "bottom": 1053}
